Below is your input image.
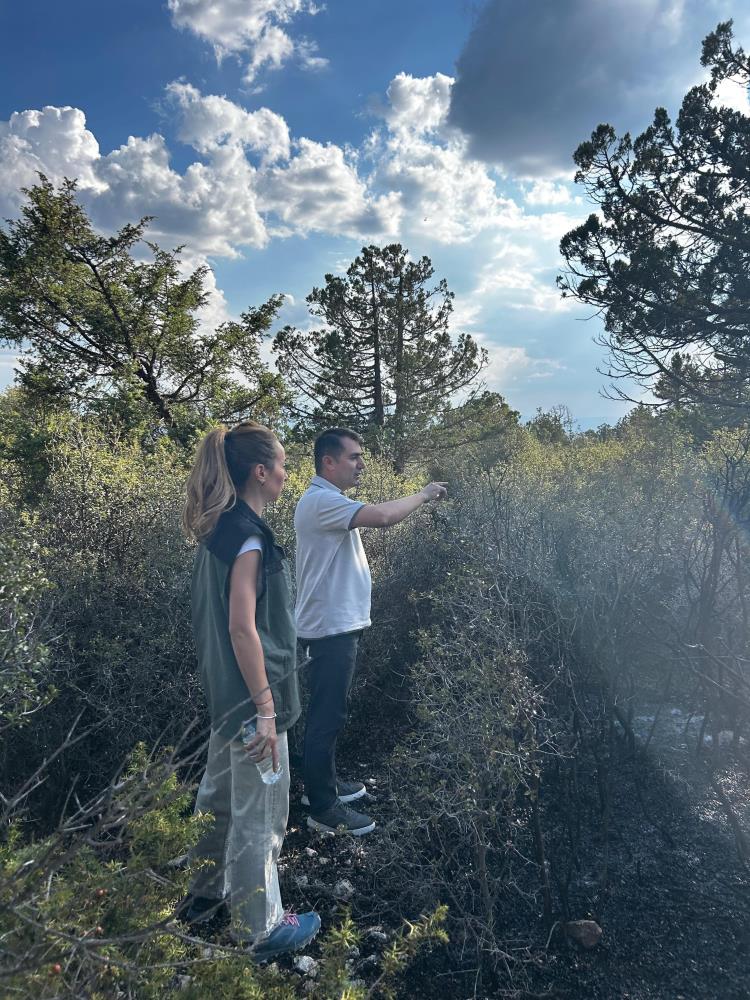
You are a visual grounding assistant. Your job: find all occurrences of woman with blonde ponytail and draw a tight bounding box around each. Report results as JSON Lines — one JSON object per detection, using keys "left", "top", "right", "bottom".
{"left": 179, "top": 421, "right": 320, "bottom": 959}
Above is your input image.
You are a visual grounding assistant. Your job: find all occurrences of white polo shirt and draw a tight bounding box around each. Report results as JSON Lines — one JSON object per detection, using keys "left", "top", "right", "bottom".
{"left": 294, "top": 475, "right": 372, "bottom": 640}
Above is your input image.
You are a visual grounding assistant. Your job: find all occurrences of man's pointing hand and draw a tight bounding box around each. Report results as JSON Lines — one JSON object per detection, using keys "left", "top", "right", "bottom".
{"left": 420, "top": 482, "right": 448, "bottom": 502}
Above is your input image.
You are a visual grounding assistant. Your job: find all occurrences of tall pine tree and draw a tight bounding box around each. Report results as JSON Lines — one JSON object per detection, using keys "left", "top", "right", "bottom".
{"left": 273, "top": 244, "right": 486, "bottom": 470}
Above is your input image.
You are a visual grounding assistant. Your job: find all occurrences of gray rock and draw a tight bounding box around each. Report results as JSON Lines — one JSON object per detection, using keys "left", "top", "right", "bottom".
{"left": 565, "top": 919, "right": 603, "bottom": 949}
{"left": 294, "top": 955, "right": 319, "bottom": 977}
{"left": 333, "top": 878, "right": 355, "bottom": 900}
{"left": 357, "top": 954, "right": 380, "bottom": 971}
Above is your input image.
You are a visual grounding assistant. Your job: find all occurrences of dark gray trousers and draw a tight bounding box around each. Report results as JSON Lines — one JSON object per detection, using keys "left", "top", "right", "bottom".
{"left": 302, "top": 631, "right": 360, "bottom": 814}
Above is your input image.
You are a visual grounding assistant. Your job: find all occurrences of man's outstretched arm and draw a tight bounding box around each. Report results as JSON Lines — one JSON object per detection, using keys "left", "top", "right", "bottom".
{"left": 350, "top": 482, "right": 448, "bottom": 529}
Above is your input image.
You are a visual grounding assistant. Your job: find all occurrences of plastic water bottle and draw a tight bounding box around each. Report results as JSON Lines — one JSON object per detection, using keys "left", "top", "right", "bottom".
{"left": 241, "top": 719, "right": 283, "bottom": 785}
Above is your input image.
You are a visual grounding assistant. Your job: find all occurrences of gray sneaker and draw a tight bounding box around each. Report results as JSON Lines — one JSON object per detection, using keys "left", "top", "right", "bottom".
{"left": 301, "top": 778, "right": 366, "bottom": 808}
{"left": 307, "top": 799, "right": 375, "bottom": 836}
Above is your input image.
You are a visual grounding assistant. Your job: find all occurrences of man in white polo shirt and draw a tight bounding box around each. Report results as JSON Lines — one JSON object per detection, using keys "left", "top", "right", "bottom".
{"left": 295, "top": 427, "right": 447, "bottom": 835}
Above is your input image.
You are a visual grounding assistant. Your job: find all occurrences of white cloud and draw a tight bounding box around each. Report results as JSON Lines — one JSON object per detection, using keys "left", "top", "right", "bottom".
{"left": 167, "top": 0, "right": 325, "bottom": 85}
{"left": 381, "top": 72, "right": 454, "bottom": 134}
{"left": 476, "top": 258, "right": 571, "bottom": 315}
{"left": 93, "top": 133, "right": 268, "bottom": 256}
{"left": 0, "top": 75, "right": 587, "bottom": 349}
{"left": 713, "top": 75, "right": 750, "bottom": 114}
{"left": 243, "top": 25, "right": 295, "bottom": 83}
{"left": 179, "top": 251, "right": 235, "bottom": 334}
{"left": 364, "top": 70, "right": 590, "bottom": 266}
{"left": 167, "top": 0, "right": 308, "bottom": 55}
{"left": 475, "top": 338, "right": 565, "bottom": 391}
{"left": 0, "top": 104, "right": 269, "bottom": 257}
{"left": 297, "top": 38, "right": 329, "bottom": 72}
{"left": 166, "top": 81, "right": 290, "bottom": 162}
{"left": 0, "top": 75, "right": 601, "bottom": 389}
{"left": 524, "top": 179, "right": 573, "bottom": 206}
{"left": 367, "top": 73, "right": 518, "bottom": 243}
{"left": 0, "top": 86, "right": 402, "bottom": 256}
{"left": 371, "top": 133, "right": 510, "bottom": 243}
{"left": 0, "top": 74, "right": 590, "bottom": 267}
{"left": 258, "top": 137, "right": 401, "bottom": 238}
{"left": 0, "top": 106, "right": 104, "bottom": 212}
{"left": 448, "top": 299, "right": 483, "bottom": 331}
{"left": 0, "top": 73, "right": 639, "bottom": 423}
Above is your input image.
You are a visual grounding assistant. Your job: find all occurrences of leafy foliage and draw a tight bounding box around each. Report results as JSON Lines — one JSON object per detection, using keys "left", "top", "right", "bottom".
{"left": 0, "top": 418, "right": 200, "bottom": 819}
{"left": 1, "top": 397, "right": 749, "bottom": 995}
{"left": 559, "top": 21, "right": 750, "bottom": 414}
{"left": 1, "top": 740, "right": 442, "bottom": 999}
{"left": 0, "top": 528, "right": 53, "bottom": 732}
{"left": 0, "top": 177, "right": 288, "bottom": 435}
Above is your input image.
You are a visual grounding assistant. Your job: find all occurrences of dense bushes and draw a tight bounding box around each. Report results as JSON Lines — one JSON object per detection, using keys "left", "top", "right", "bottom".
{"left": 1, "top": 421, "right": 200, "bottom": 819}
{"left": 352, "top": 413, "right": 750, "bottom": 989}
{"left": 2, "top": 403, "right": 749, "bottom": 996}
{"left": 381, "top": 565, "right": 546, "bottom": 970}
{"left": 1, "top": 739, "right": 446, "bottom": 999}
{"left": 0, "top": 529, "right": 53, "bottom": 732}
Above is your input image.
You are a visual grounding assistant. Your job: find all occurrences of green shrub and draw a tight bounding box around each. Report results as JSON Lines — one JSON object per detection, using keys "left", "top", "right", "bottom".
{"left": 1, "top": 419, "right": 200, "bottom": 819}
{"left": 0, "top": 744, "right": 446, "bottom": 999}
{"left": 0, "top": 528, "right": 54, "bottom": 732}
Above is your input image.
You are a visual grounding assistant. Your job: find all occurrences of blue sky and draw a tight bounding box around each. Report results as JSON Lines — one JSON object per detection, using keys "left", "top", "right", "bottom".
{"left": 1, "top": 0, "right": 749, "bottom": 426}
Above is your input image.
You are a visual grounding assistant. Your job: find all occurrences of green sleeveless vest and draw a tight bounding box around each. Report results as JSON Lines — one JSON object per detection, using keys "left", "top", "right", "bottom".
{"left": 191, "top": 502, "right": 301, "bottom": 740}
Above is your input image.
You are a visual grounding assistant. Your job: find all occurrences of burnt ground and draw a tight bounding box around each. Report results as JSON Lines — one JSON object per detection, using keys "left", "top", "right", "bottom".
{"left": 268, "top": 704, "right": 750, "bottom": 1000}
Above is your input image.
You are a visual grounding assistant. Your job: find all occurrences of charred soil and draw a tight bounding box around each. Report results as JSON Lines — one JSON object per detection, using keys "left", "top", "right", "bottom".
{"left": 271, "top": 704, "right": 750, "bottom": 1000}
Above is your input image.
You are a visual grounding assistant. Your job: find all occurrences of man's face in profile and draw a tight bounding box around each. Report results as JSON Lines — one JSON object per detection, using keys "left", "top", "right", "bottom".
{"left": 324, "top": 437, "right": 365, "bottom": 491}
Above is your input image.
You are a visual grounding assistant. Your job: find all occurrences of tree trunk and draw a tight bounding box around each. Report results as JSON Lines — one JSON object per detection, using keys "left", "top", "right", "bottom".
{"left": 138, "top": 365, "right": 174, "bottom": 427}
{"left": 368, "top": 262, "right": 385, "bottom": 430}
{"left": 392, "top": 270, "right": 407, "bottom": 473}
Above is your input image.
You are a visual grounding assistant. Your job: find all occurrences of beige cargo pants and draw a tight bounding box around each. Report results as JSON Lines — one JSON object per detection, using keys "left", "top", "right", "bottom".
{"left": 188, "top": 729, "right": 290, "bottom": 942}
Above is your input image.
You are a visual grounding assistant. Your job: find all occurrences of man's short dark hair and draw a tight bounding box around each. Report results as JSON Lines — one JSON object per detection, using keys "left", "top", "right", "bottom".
{"left": 314, "top": 427, "right": 363, "bottom": 473}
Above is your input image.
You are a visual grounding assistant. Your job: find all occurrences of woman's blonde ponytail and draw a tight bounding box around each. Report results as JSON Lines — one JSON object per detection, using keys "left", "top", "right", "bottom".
{"left": 182, "top": 421, "right": 279, "bottom": 542}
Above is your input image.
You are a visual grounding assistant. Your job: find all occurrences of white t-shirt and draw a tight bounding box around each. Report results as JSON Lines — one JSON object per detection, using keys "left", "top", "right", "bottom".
{"left": 294, "top": 475, "right": 372, "bottom": 639}
{"left": 238, "top": 537, "right": 263, "bottom": 557}
{"left": 236, "top": 536, "right": 263, "bottom": 588}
